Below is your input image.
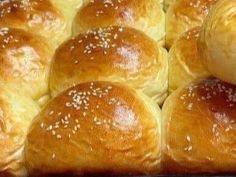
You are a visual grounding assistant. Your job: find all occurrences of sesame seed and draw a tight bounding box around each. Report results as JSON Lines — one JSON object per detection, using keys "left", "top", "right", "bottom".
{"left": 49, "top": 111, "right": 54, "bottom": 115}
{"left": 52, "top": 153, "right": 56, "bottom": 159}
{"left": 52, "top": 130, "right": 56, "bottom": 135}
{"left": 46, "top": 125, "right": 53, "bottom": 131}
{"left": 186, "top": 136, "right": 191, "bottom": 142}
{"left": 96, "top": 121, "right": 102, "bottom": 125}
{"left": 187, "top": 103, "right": 193, "bottom": 110}
{"left": 56, "top": 135, "right": 62, "bottom": 139}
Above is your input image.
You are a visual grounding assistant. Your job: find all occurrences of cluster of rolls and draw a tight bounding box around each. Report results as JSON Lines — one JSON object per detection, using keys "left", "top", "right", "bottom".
{"left": 165, "top": 0, "right": 236, "bottom": 174}
{"left": 0, "top": 0, "right": 236, "bottom": 176}
{"left": 0, "top": 0, "right": 166, "bottom": 176}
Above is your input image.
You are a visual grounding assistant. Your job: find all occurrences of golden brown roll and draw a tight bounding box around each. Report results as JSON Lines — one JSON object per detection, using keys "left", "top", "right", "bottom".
{"left": 72, "top": 0, "right": 165, "bottom": 43}
{"left": 198, "top": 0, "right": 236, "bottom": 85}
{"left": 25, "top": 81, "right": 161, "bottom": 176}
{"left": 0, "top": 0, "right": 70, "bottom": 48}
{"left": 50, "top": 26, "right": 168, "bottom": 104}
{"left": 0, "top": 27, "right": 53, "bottom": 101}
{"left": 169, "top": 27, "right": 210, "bottom": 92}
{"left": 166, "top": 0, "right": 218, "bottom": 49}
{"left": 0, "top": 83, "right": 39, "bottom": 177}
{"left": 162, "top": 77, "right": 236, "bottom": 174}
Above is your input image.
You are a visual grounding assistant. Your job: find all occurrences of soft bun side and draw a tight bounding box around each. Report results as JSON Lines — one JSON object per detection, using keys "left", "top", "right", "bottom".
{"left": 0, "top": 27, "right": 53, "bottom": 101}
{"left": 0, "top": 84, "right": 39, "bottom": 177}
{"left": 198, "top": 0, "right": 236, "bottom": 85}
{"left": 26, "top": 81, "right": 161, "bottom": 176}
{"left": 162, "top": 77, "right": 236, "bottom": 174}
{"left": 166, "top": 0, "right": 218, "bottom": 49}
{"left": 50, "top": 0, "right": 83, "bottom": 32}
{"left": 50, "top": 26, "right": 168, "bottom": 104}
{"left": 51, "top": 0, "right": 83, "bottom": 20}
{"left": 169, "top": 27, "right": 210, "bottom": 92}
{"left": 164, "top": 0, "right": 176, "bottom": 11}
{"left": 73, "top": 0, "right": 165, "bottom": 43}
{"left": 0, "top": 0, "right": 71, "bottom": 48}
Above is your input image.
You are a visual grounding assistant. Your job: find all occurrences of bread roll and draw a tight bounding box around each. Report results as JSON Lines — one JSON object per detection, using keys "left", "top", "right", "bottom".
{"left": 0, "top": 27, "right": 53, "bottom": 101}
{"left": 0, "top": 84, "right": 39, "bottom": 177}
{"left": 198, "top": 0, "right": 236, "bottom": 85}
{"left": 166, "top": 0, "right": 218, "bottom": 49}
{"left": 0, "top": 0, "right": 70, "bottom": 48}
{"left": 25, "top": 81, "right": 161, "bottom": 176}
{"left": 72, "top": 0, "right": 165, "bottom": 43}
{"left": 162, "top": 77, "right": 236, "bottom": 174}
{"left": 169, "top": 27, "right": 210, "bottom": 92}
{"left": 50, "top": 26, "right": 168, "bottom": 104}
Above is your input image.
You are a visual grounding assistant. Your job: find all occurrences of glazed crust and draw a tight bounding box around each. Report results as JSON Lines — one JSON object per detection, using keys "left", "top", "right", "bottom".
{"left": 26, "top": 81, "right": 161, "bottom": 176}
{"left": 0, "top": 27, "right": 53, "bottom": 100}
{"left": 198, "top": 0, "right": 236, "bottom": 85}
{"left": 73, "top": 0, "right": 165, "bottom": 42}
{"left": 163, "top": 77, "right": 236, "bottom": 174}
{"left": 50, "top": 26, "right": 168, "bottom": 104}
{"left": 169, "top": 27, "right": 210, "bottom": 92}
{"left": 166, "top": 0, "right": 218, "bottom": 48}
{"left": 0, "top": 0, "right": 70, "bottom": 48}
